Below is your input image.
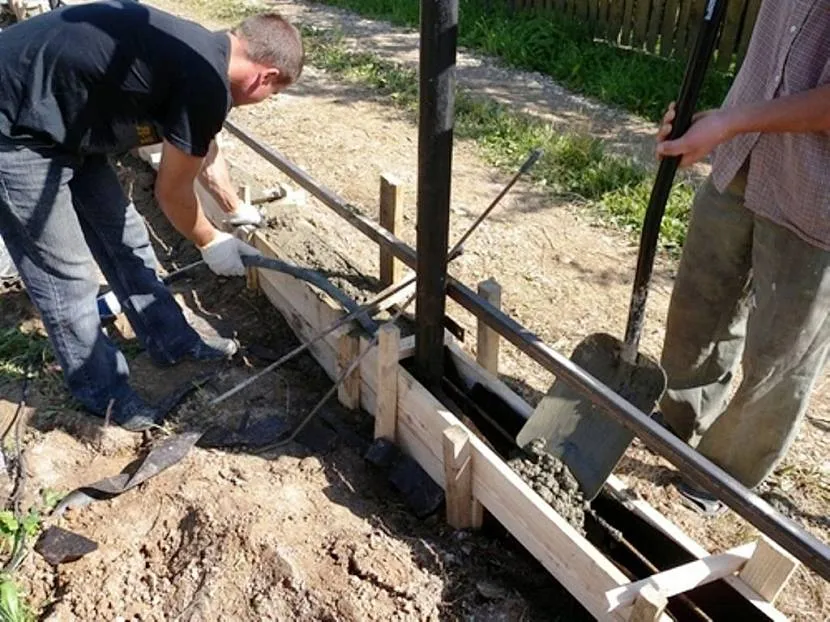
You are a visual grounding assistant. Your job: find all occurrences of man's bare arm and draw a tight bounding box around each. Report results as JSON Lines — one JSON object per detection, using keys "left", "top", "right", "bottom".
{"left": 657, "top": 83, "right": 830, "bottom": 166}
{"left": 199, "top": 140, "right": 241, "bottom": 215}
{"left": 155, "top": 140, "right": 217, "bottom": 248}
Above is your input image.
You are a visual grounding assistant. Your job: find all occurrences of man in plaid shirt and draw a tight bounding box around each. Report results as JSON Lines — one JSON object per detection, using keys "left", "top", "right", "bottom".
{"left": 656, "top": 1, "right": 830, "bottom": 514}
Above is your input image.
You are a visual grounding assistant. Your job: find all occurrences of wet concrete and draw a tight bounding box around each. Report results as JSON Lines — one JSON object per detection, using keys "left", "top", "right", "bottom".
{"left": 508, "top": 438, "right": 588, "bottom": 535}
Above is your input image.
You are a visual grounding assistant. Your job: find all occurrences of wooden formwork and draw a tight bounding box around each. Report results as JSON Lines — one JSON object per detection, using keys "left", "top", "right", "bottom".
{"left": 135, "top": 146, "right": 796, "bottom": 621}
{"left": 248, "top": 229, "right": 795, "bottom": 622}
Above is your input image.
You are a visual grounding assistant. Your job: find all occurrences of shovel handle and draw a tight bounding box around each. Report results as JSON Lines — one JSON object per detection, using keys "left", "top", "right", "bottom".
{"left": 621, "top": 0, "right": 729, "bottom": 365}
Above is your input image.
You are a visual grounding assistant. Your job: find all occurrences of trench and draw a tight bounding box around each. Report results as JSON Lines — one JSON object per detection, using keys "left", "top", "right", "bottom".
{"left": 432, "top": 347, "right": 773, "bottom": 622}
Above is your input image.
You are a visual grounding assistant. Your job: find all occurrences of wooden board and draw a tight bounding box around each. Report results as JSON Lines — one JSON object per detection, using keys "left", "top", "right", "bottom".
{"left": 715, "top": 0, "right": 746, "bottom": 70}
{"left": 445, "top": 337, "right": 790, "bottom": 622}
{"left": 659, "top": 0, "right": 680, "bottom": 57}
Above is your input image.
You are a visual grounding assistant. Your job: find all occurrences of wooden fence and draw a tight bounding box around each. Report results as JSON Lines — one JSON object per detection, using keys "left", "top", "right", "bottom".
{"left": 516, "top": 0, "right": 762, "bottom": 71}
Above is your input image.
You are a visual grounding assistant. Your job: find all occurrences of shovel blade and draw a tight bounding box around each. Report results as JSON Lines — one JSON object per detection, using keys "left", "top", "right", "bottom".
{"left": 516, "top": 333, "right": 666, "bottom": 500}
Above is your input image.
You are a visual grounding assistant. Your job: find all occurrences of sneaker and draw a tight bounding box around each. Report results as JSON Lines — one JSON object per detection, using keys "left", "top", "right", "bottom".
{"left": 185, "top": 334, "right": 239, "bottom": 362}
{"left": 101, "top": 392, "right": 160, "bottom": 432}
{"left": 674, "top": 479, "right": 727, "bottom": 517}
{"left": 152, "top": 335, "right": 240, "bottom": 367}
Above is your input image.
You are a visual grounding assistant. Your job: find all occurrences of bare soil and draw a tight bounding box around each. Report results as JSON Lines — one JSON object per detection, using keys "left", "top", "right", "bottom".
{"left": 0, "top": 155, "right": 588, "bottom": 621}
{"left": 0, "top": 0, "right": 825, "bottom": 619}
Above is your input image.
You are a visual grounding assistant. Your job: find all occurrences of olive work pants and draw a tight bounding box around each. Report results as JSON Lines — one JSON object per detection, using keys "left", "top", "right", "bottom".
{"left": 660, "top": 167, "right": 830, "bottom": 489}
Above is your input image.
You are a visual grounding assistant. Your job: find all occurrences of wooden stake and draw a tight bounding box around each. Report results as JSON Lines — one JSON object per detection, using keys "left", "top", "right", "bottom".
{"left": 240, "top": 184, "right": 252, "bottom": 205}
{"left": 476, "top": 279, "right": 502, "bottom": 374}
{"left": 374, "top": 323, "right": 401, "bottom": 441}
{"left": 379, "top": 175, "right": 403, "bottom": 287}
{"left": 442, "top": 425, "right": 483, "bottom": 530}
{"left": 738, "top": 536, "right": 799, "bottom": 603}
{"left": 630, "top": 585, "right": 668, "bottom": 622}
{"left": 246, "top": 229, "right": 260, "bottom": 292}
{"left": 337, "top": 330, "right": 361, "bottom": 410}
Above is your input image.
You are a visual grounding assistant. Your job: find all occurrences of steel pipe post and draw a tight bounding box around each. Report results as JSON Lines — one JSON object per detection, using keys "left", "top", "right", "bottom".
{"left": 414, "top": 0, "right": 458, "bottom": 387}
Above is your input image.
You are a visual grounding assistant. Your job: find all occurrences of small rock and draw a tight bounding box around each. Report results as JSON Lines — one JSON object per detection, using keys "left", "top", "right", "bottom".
{"left": 298, "top": 456, "right": 320, "bottom": 472}
{"left": 476, "top": 579, "right": 509, "bottom": 601}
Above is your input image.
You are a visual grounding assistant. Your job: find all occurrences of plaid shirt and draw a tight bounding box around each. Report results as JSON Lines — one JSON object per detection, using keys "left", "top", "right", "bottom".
{"left": 712, "top": 0, "right": 830, "bottom": 249}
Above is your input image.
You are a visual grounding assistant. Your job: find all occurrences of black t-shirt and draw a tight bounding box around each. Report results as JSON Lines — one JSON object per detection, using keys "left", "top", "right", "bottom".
{"left": 0, "top": 1, "right": 231, "bottom": 157}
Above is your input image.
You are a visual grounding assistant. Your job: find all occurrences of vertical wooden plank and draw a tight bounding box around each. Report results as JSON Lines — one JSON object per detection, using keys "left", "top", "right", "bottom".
{"left": 597, "top": 0, "right": 610, "bottom": 38}
{"left": 620, "top": 0, "right": 637, "bottom": 46}
{"left": 736, "top": 0, "right": 761, "bottom": 68}
{"left": 659, "top": 0, "right": 680, "bottom": 57}
{"left": 715, "top": 0, "right": 745, "bottom": 71}
{"left": 379, "top": 174, "right": 403, "bottom": 287}
{"left": 578, "top": 0, "right": 590, "bottom": 22}
{"left": 337, "top": 330, "right": 361, "bottom": 410}
{"left": 242, "top": 186, "right": 261, "bottom": 291}
{"left": 684, "top": 0, "right": 707, "bottom": 58}
{"left": 630, "top": 585, "right": 668, "bottom": 622}
{"left": 608, "top": 0, "right": 625, "bottom": 43}
{"left": 632, "top": 0, "right": 651, "bottom": 48}
{"left": 646, "top": 0, "right": 666, "bottom": 53}
{"left": 247, "top": 234, "right": 260, "bottom": 292}
{"left": 374, "top": 323, "right": 401, "bottom": 441}
{"left": 675, "top": 0, "right": 694, "bottom": 58}
{"left": 587, "top": 0, "right": 596, "bottom": 26}
{"left": 442, "top": 425, "right": 484, "bottom": 529}
{"left": 476, "top": 279, "right": 502, "bottom": 374}
{"left": 738, "top": 537, "right": 799, "bottom": 604}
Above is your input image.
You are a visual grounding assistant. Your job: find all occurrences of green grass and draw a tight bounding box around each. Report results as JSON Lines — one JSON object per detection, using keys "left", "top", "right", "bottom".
{"left": 0, "top": 327, "right": 52, "bottom": 381}
{"left": 310, "top": 0, "right": 734, "bottom": 122}
{"left": 304, "top": 27, "right": 694, "bottom": 249}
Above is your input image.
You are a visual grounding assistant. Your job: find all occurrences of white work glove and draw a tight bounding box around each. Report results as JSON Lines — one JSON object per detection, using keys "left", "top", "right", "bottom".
{"left": 199, "top": 231, "right": 261, "bottom": 277}
{"left": 225, "top": 202, "right": 263, "bottom": 227}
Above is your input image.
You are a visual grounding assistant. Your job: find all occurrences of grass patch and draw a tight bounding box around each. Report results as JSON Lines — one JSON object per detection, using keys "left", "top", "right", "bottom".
{"left": 183, "top": 0, "right": 262, "bottom": 21}
{"left": 0, "top": 328, "right": 52, "bottom": 382}
{"left": 310, "top": 0, "right": 734, "bottom": 122}
{"left": 304, "top": 27, "right": 694, "bottom": 249}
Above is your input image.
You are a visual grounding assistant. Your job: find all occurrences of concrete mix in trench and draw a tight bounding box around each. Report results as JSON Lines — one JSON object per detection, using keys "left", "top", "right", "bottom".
{"left": 507, "top": 438, "right": 589, "bottom": 535}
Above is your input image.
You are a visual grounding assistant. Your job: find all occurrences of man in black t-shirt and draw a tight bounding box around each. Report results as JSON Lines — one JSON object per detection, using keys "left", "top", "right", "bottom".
{"left": 0, "top": 2, "right": 304, "bottom": 430}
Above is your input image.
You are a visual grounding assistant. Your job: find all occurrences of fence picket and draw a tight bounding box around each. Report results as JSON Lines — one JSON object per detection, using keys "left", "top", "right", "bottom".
{"left": 608, "top": 0, "right": 625, "bottom": 43}
{"left": 659, "top": 0, "right": 679, "bottom": 57}
{"left": 633, "top": 0, "right": 651, "bottom": 47}
{"left": 521, "top": 0, "right": 757, "bottom": 69}
{"left": 736, "top": 0, "right": 761, "bottom": 62}
{"left": 716, "top": 0, "right": 746, "bottom": 71}
{"left": 598, "top": 0, "right": 611, "bottom": 38}
{"left": 646, "top": 0, "right": 665, "bottom": 51}
{"left": 674, "top": 0, "right": 694, "bottom": 58}
{"left": 621, "top": 0, "right": 636, "bottom": 46}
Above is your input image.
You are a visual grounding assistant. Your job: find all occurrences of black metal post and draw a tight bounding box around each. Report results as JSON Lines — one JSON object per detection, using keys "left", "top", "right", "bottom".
{"left": 414, "top": 0, "right": 458, "bottom": 387}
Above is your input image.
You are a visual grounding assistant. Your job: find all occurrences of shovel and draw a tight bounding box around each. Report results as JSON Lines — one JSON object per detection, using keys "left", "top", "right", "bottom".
{"left": 516, "top": 0, "right": 729, "bottom": 500}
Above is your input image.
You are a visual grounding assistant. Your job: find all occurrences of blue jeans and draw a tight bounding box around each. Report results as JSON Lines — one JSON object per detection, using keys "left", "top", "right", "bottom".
{"left": 0, "top": 134, "right": 201, "bottom": 415}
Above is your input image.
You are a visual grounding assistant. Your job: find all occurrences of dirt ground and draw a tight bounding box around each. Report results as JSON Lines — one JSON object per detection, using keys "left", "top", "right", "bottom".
{"left": 0, "top": 0, "right": 826, "bottom": 619}
{"left": 1, "top": 155, "right": 590, "bottom": 621}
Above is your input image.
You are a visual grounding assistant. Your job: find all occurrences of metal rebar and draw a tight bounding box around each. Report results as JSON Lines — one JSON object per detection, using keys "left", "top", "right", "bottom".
{"left": 210, "top": 276, "right": 413, "bottom": 406}
{"left": 222, "top": 120, "right": 830, "bottom": 580}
